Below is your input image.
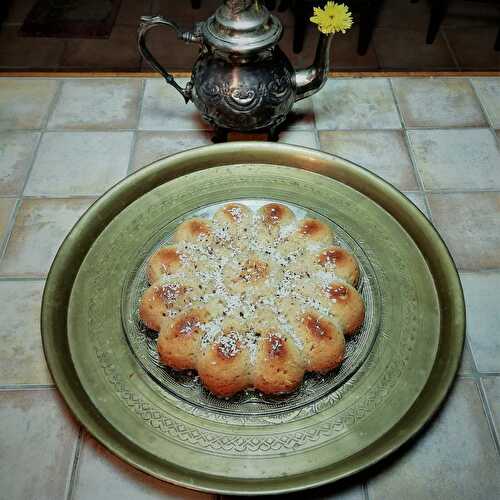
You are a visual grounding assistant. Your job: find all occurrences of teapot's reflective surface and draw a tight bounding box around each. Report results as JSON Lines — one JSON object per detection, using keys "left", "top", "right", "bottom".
{"left": 138, "top": 0, "right": 333, "bottom": 139}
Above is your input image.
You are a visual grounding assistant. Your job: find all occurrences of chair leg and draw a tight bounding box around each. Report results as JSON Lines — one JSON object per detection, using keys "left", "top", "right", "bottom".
{"left": 426, "top": 0, "right": 448, "bottom": 44}
{"left": 495, "top": 26, "right": 500, "bottom": 51}
{"left": 191, "top": 0, "right": 201, "bottom": 9}
{"left": 358, "top": 0, "right": 383, "bottom": 56}
{"left": 292, "top": 1, "right": 308, "bottom": 54}
{"left": 278, "top": 0, "right": 290, "bottom": 12}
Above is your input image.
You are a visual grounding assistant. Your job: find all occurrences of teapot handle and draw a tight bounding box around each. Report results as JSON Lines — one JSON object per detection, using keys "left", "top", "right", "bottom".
{"left": 138, "top": 15, "right": 200, "bottom": 103}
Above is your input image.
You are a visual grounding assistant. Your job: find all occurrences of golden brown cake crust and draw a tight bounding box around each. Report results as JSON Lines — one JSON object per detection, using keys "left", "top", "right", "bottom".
{"left": 138, "top": 202, "right": 366, "bottom": 397}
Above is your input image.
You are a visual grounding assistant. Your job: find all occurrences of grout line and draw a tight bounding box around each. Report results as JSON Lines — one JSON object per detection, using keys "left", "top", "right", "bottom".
{"left": 3, "top": 125, "right": 498, "bottom": 134}
{"left": 0, "top": 197, "right": 20, "bottom": 262}
{"left": 127, "top": 79, "right": 146, "bottom": 175}
{"left": 468, "top": 77, "right": 497, "bottom": 130}
{"left": 44, "top": 79, "right": 64, "bottom": 129}
{"left": 422, "top": 187, "right": 500, "bottom": 194}
{"left": 402, "top": 130, "right": 434, "bottom": 220}
{"left": 21, "top": 195, "right": 100, "bottom": 200}
{"left": 312, "top": 119, "right": 321, "bottom": 151}
{"left": 0, "top": 276, "right": 46, "bottom": 282}
{"left": 388, "top": 78, "right": 434, "bottom": 220}
{"left": 19, "top": 80, "right": 63, "bottom": 200}
{"left": 388, "top": 77, "right": 406, "bottom": 129}
{"left": 0, "top": 273, "right": 47, "bottom": 280}
{"left": 0, "top": 97, "right": 55, "bottom": 261}
{"left": 363, "top": 481, "right": 370, "bottom": 500}
{"left": 0, "top": 384, "right": 56, "bottom": 390}
{"left": 66, "top": 427, "right": 85, "bottom": 500}
{"left": 477, "top": 379, "right": 500, "bottom": 457}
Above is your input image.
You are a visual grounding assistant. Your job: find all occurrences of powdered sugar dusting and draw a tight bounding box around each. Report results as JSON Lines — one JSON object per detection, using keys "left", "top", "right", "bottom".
{"left": 148, "top": 202, "right": 352, "bottom": 364}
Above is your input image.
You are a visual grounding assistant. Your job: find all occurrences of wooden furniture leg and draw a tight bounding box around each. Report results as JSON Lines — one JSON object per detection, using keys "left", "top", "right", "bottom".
{"left": 426, "top": 0, "right": 448, "bottom": 44}
{"left": 358, "top": 0, "right": 383, "bottom": 56}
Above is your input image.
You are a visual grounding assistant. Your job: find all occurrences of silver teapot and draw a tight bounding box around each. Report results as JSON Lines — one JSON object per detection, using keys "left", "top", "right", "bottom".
{"left": 138, "top": 0, "right": 333, "bottom": 141}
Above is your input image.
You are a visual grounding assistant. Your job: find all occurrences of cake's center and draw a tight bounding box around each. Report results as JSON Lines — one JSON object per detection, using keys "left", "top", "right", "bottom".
{"left": 237, "top": 258, "right": 269, "bottom": 283}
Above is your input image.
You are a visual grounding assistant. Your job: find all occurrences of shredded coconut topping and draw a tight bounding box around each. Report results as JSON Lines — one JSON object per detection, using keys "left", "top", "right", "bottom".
{"left": 154, "top": 204, "right": 347, "bottom": 365}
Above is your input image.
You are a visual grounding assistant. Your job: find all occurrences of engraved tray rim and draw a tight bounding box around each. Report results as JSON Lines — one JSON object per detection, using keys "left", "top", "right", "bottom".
{"left": 41, "top": 142, "right": 465, "bottom": 496}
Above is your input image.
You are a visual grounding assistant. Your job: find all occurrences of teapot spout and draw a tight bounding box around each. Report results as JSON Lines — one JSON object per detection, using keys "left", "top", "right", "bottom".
{"left": 294, "top": 33, "right": 333, "bottom": 102}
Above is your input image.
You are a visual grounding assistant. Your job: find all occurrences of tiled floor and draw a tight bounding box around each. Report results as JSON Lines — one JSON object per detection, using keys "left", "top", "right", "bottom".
{"left": 0, "top": 75, "right": 499, "bottom": 499}
{"left": 1, "top": 0, "right": 500, "bottom": 72}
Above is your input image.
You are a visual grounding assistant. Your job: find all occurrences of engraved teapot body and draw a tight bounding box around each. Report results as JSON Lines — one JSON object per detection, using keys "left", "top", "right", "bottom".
{"left": 138, "top": 0, "right": 333, "bottom": 138}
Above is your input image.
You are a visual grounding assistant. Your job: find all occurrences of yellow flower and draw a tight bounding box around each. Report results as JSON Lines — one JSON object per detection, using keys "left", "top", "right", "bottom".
{"left": 310, "top": 1, "right": 353, "bottom": 35}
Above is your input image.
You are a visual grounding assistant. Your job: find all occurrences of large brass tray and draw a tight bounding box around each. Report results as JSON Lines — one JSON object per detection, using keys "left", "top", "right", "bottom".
{"left": 41, "top": 142, "right": 465, "bottom": 495}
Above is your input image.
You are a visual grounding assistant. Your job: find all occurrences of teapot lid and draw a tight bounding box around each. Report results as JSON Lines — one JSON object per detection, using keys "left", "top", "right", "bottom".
{"left": 202, "top": 0, "right": 282, "bottom": 53}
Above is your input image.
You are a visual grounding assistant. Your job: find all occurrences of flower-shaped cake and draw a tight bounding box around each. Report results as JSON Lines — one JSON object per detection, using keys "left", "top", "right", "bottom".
{"left": 139, "top": 202, "right": 365, "bottom": 397}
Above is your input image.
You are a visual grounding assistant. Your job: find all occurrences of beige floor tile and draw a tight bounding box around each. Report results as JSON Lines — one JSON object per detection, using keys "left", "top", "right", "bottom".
{"left": 223, "top": 480, "right": 364, "bottom": 500}
{"left": 285, "top": 97, "right": 316, "bottom": 131}
{"left": 0, "top": 389, "right": 79, "bottom": 500}
{"left": 408, "top": 129, "right": 500, "bottom": 190}
{"left": 0, "top": 132, "right": 39, "bottom": 195}
{"left": 25, "top": 132, "right": 132, "bottom": 196}
{"left": 132, "top": 131, "right": 212, "bottom": 172}
{"left": 0, "top": 198, "right": 93, "bottom": 277}
{"left": 0, "top": 197, "right": 17, "bottom": 246}
{"left": 460, "top": 272, "right": 500, "bottom": 373}
{"left": 428, "top": 192, "right": 500, "bottom": 270}
{"left": 73, "top": 432, "right": 215, "bottom": 500}
{"left": 482, "top": 377, "right": 500, "bottom": 439}
{"left": 0, "top": 79, "right": 59, "bottom": 130}
{"left": 278, "top": 130, "right": 318, "bottom": 149}
{"left": 313, "top": 78, "right": 401, "bottom": 130}
{"left": 140, "top": 78, "right": 209, "bottom": 131}
{"left": 403, "top": 192, "right": 430, "bottom": 219}
{"left": 392, "top": 78, "right": 486, "bottom": 128}
{"left": 48, "top": 80, "right": 142, "bottom": 130}
{"left": 367, "top": 380, "right": 500, "bottom": 500}
{"left": 471, "top": 78, "right": 500, "bottom": 128}
{"left": 0, "top": 281, "right": 51, "bottom": 384}
{"left": 319, "top": 131, "right": 417, "bottom": 190}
